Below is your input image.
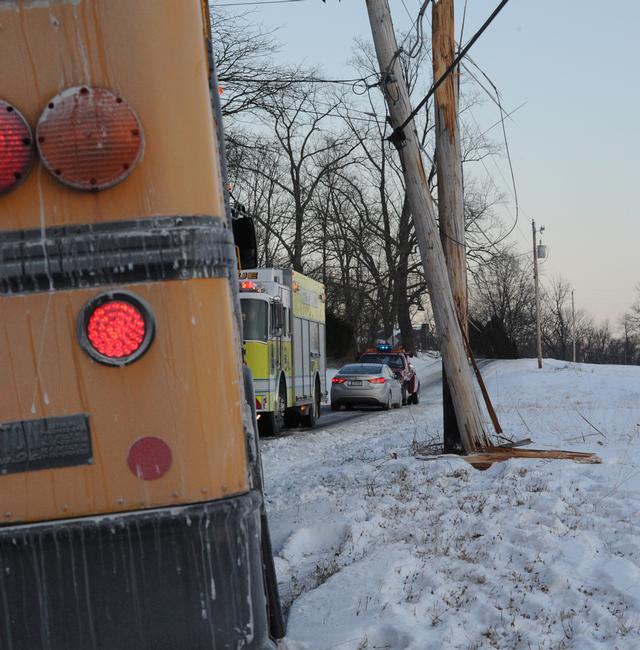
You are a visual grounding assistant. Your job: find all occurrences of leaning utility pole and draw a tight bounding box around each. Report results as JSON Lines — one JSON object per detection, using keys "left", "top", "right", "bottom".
{"left": 433, "top": 0, "right": 465, "bottom": 454}
{"left": 366, "top": 0, "right": 490, "bottom": 451}
{"left": 532, "top": 219, "right": 543, "bottom": 369}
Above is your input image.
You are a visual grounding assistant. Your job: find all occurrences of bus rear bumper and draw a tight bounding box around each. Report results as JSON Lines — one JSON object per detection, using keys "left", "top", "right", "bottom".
{"left": 0, "top": 491, "right": 277, "bottom": 650}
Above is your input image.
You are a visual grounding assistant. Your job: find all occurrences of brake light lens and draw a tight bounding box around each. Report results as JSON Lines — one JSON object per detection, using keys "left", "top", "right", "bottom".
{"left": 36, "top": 86, "right": 144, "bottom": 191}
{"left": 88, "top": 301, "right": 145, "bottom": 357}
{"left": 78, "top": 292, "right": 155, "bottom": 366}
{"left": 0, "top": 101, "right": 34, "bottom": 194}
{"left": 368, "top": 377, "right": 386, "bottom": 384}
{"left": 332, "top": 377, "right": 346, "bottom": 384}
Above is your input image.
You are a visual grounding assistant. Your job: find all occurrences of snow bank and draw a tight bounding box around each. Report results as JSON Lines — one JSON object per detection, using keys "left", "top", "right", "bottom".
{"left": 263, "top": 357, "right": 640, "bottom": 649}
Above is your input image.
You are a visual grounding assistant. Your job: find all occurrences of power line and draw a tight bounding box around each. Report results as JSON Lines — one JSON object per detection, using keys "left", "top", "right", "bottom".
{"left": 397, "top": 0, "right": 431, "bottom": 50}
{"left": 399, "top": 0, "right": 432, "bottom": 58}
{"left": 479, "top": 102, "right": 526, "bottom": 138}
{"left": 214, "top": 0, "right": 308, "bottom": 6}
{"left": 462, "top": 109, "right": 526, "bottom": 249}
{"left": 390, "top": 0, "right": 512, "bottom": 139}
{"left": 220, "top": 74, "right": 377, "bottom": 87}
{"left": 459, "top": 0, "right": 469, "bottom": 44}
{"left": 387, "top": 0, "right": 522, "bottom": 255}
{"left": 227, "top": 102, "right": 383, "bottom": 128}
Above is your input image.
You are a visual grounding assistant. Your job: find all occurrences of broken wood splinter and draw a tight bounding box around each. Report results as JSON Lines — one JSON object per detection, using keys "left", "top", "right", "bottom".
{"left": 464, "top": 446, "right": 602, "bottom": 470}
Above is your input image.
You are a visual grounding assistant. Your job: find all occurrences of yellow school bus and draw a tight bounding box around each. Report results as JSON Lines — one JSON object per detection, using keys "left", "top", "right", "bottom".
{"left": 0, "top": 1, "right": 281, "bottom": 647}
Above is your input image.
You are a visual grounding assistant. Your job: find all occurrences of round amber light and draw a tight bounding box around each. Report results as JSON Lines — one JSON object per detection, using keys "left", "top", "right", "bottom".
{"left": 36, "top": 86, "right": 144, "bottom": 191}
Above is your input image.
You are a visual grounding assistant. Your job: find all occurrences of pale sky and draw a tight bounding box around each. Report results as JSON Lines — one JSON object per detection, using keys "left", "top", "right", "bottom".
{"left": 211, "top": 0, "right": 640, "bottom": 325}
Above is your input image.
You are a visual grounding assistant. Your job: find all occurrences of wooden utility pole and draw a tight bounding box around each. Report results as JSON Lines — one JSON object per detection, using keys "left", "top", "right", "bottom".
{"left": 433, "top": 0, "right": 465, "bottom": 454}
{"left": 532, "top": 220, "right": 543, "bottom": 368}
{"left": 571, "top": 290, "right": 576, "bottom": 363}
{"left": 365, "top": 0, "right": 490, "bottom": 451}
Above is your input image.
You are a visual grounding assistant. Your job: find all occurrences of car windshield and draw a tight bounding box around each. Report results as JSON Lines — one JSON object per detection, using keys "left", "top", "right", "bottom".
{"left": 360, "top": 353, "right": 404, "bottom": 369}
{"left": 339, "top": 363, "right": 382, "bottom": 375}
{"left": 241, "top": 298, "right": 268, "bottom": 342}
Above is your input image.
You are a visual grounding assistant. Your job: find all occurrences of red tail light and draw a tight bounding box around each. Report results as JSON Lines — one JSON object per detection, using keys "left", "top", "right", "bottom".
{"left": 368, "top": 377, "right": 386, "bottom": 384}
{"left": 88, "top": 301, "right": 145, "bottom": 356}
{"left": 78, "top": 292, "right": 155, "bottom": 366}
{"left": 36, "top": 86, "right": 144, "bottom": 191}
{"left": 332, "top": 377, "right": 346, "bottom": 384}
{"left": 0, "top": 101, "right": 34, "bottom": 194}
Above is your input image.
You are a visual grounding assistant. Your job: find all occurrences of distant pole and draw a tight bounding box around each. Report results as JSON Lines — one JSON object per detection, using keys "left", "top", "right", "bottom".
{"left": 433, "top": 0, "right": 465, "bottom": 454}
{"left": 571, "top": 290, "right": 576, "bottom": 363}
{"left": 532, "top": 220, "right": 542, "bottom": 369}
{"left": 366, "top": 0, "right": 490, "bottom": 451}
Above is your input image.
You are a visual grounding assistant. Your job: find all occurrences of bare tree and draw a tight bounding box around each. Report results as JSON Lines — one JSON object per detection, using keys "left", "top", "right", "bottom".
{"left": 627, "top": 283, "right": 640, "bottom": 335}
{"left": 214, "top": 12, "right": 510, "bottom": 355}
{"left": 469, "top": 247, "right": 534, "bottom": 357}
{"left": 620, "top": 312, "right": 639, "bottom": 365}
{"left": 235, "top": 85, "right": 360, "bottom": 271}
{"left": 211, "top": 10, "right": 298, "bottom": 118}
{"left": 541, "top": 277, "right": 593, "bottom": 361}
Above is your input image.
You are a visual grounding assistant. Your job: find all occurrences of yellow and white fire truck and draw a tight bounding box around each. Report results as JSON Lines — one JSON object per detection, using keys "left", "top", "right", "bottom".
{"left": 240, "top": 269, "right": 326, "bottom": 435}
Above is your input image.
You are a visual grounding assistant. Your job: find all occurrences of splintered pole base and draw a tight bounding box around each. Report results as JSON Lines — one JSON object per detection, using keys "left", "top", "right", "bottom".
{"left": 464, "top": 447, "right": 602, "bottom": 470}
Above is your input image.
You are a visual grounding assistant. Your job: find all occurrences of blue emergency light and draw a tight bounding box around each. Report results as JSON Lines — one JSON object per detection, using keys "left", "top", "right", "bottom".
{"left": 377, "top": 344, "right": 392, "bottom": 352}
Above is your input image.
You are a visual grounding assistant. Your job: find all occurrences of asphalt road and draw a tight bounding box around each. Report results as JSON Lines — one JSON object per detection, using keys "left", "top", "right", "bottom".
{"left": 315, "top": 358, "right": 494, "bottom": 430}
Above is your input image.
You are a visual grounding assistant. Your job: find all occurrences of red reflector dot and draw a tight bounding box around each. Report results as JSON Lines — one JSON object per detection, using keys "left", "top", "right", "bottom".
{"left": 0, "top": 101, "right": 34, "bottom": 194}
{"left": 127, "top": 437, "right": 172, "bottom": 481}
{"left": 87, "top": 300, "right": 146, "bottom": 359}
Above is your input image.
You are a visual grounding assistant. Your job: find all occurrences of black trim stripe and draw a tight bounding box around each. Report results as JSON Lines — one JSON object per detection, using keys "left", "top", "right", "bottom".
{"left": 0, "top": 216, "right": 237, "bottom": 294}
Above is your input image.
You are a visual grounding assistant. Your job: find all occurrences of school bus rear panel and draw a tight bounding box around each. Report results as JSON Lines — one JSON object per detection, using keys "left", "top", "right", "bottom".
{"left": 1, "top": 0, "right": 225, "bottom": 231}
{"left": 0, "top": 1, "right": 276, "bottom": 648}
{"left": 0, "top": 277, "right": 247, "bottom": 523}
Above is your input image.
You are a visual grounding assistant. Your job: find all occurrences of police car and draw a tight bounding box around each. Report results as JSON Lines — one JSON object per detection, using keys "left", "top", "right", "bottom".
{"left": 358, "top": 344, "right": 421, "bottom": 405}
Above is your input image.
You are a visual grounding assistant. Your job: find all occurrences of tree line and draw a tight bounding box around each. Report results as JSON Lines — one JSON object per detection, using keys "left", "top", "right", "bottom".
{"left": 470, "top": 250, "right": 640, "bottom": 365}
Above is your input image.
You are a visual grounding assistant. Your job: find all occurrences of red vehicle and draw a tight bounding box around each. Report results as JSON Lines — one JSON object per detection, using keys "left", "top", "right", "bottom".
{"left": 359, "top": 344, "right": 421, "bottom": 405}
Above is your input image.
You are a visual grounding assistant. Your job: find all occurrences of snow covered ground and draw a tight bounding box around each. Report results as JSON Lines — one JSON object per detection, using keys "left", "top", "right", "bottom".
{"left": 262, "top": 357, "right": 640, "bottom": 649}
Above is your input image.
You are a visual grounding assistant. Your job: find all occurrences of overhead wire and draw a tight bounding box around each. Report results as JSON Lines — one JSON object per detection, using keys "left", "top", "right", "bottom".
{"left": 220, "top": 74, "right": 378, "bottom": 87}
{"left": 433, "top": 3, "right": 524, "bottom": 252}
{"left": 390, "top": 0, "right": 512, "bottom": 138}
{"left": 214, "top": 0, "right": 308, "bottom": 6}
{"left": 459, "top": 0, "right": 469, "bottom": 44}
{"left": 223, "top": 0, "right": 523, "bottom": 255}
{"left": 383, "top": 0, "right": 520, "bottom": 255}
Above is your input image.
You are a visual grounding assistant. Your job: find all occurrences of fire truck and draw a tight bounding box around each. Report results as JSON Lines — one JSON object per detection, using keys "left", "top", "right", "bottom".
{"left": 240, "top": 269, "right": 326, "bottom": 435}
{"left": 0, "top": 1, "right": 282, "bottom": 648}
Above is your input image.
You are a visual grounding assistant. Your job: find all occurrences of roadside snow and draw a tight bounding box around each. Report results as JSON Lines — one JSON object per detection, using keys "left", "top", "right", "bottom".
{"left": 262, "top": 358, "right": 640, "bottom": 649}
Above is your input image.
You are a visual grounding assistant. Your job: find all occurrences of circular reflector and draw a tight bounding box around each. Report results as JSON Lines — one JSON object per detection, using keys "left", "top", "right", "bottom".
{"left": 78, "top": 291, "right": 155, "bottom": 366}
{"left": 36, "top": 86, "right": 144, "bottom": 191}
{"left": 0, "top": 101, "right": 34, "bottom": 194}
{"left": 127, "top": 437, "right": 172, "bottom": 481}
